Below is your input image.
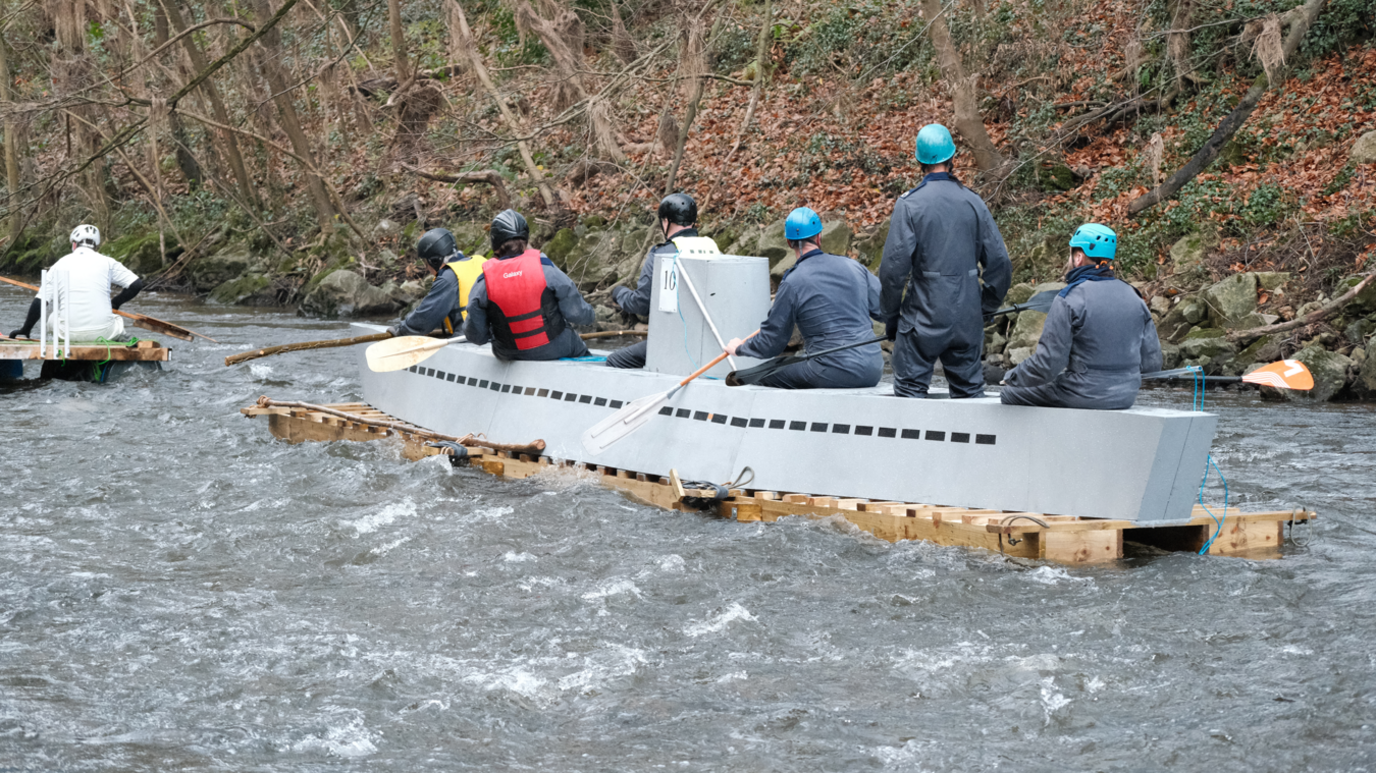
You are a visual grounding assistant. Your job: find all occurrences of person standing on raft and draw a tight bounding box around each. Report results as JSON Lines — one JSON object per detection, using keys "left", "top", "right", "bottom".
{"left": 605, "top": 192, "right": 721, "bottom": 369}
{"left": 8, "top": 224, "right": 144, "bottom": 342}
{"left": 725, "top": 207, "right": 884, "bottom": 389}
{"left": 878, "top": 124, "right": 1012, "bottom": 398}
{"left": 463, "top": 209, "right": 596, "bottom": 361}
{"left": 1000, "top": 224, "right": 1162, "bottom": 409}
{"left": 388, "top": 228, "right": 487, "bottom": 339}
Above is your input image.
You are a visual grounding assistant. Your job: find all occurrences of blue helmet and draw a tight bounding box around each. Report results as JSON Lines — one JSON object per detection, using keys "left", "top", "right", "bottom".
{"left": 1069, "top": 223, "right": 1117, "bottom": 261}
{"left": 785, "top": 207, "right": 823, "bottom": 241}
{"left": 915, "top": 124, "right": 956, "bottom": 165}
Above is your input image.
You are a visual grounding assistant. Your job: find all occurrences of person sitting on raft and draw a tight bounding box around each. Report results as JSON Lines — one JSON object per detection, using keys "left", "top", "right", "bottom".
{"left": 1000, "top": 223, "right": 1162, "bottom": 410}
{"left": 8, "top": 224, "right": 144, "bottom": 342}
{"left": 387, "top": 228, "right": 486, "bottom": 339}
{"left": 724, "top": 207, "right": 884, "bottom": 389}
{"left": 606, "top": 192, "right": 720, "bottom": 369}
{"left": 463, "top": 209, "right": 596, "bottom": 361}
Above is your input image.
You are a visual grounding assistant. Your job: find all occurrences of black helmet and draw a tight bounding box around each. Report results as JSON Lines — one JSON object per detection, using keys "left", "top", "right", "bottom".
{"left": 416, "top": 228, "right": 457, "bottom": 267}
{"left": 490, "top": 209, "right": 529, "bottom": 249}
{"left": 657, "top": 193, "right": 697, "bottom": 226}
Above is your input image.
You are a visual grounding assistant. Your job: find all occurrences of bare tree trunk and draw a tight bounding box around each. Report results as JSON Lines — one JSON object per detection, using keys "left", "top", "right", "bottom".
{"left": 665, "top": 16, "right": 709, "bottom": 195}
{"left": 252, "top": 0, "right": 337, "bottom": 230}
{"left": 387, "top": 0, "right": 409, "bottom": 85}
{"left": 159, "top": 0, "right": 259, "bottom": 208}
{"left": 918, "top": 0, "right": 1005, "bottom": 174}
{"left": 704, "top": 0, "right": 771, "bottom": 206}
{"left": 0, "top": 28, "right": 20, "bottom": 242}
{"left": 451, "top": 2, "right": 558, "bottom": 209}
{"left": 1128, "top": 0, "right": 1327, "bottom": 216}
{"left": 1166, "top": 0, "right": 1196, "bottom": 91}
{"left": 49, "top": 0, "right": 111, "bottom": 226}
{"left": 152, "top": 5, "right": 203, "bottom": 189}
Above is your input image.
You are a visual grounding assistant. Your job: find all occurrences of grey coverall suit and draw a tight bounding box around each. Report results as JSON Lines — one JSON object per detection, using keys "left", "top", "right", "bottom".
{"left": 606, "top": 228, "right": 708, "bottom": 369}
{"left": 393, "top": 261, "right": 464, "bottom": 337}
{"left": 1000, "top": 268, "right": 1163, "bottom": 409}
{"left": 736, "top": 249, "right": 884, "bottom": 389}
{"left": 879, "top": 173, "right": 1012, "bottom": 398}
{"left": 463, "top": 253, "right": 595, "bottom": 361}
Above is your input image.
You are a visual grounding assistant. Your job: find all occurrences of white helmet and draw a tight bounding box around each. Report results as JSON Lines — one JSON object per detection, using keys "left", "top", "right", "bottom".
{"left": 70, "top": 224, "right": 101, "bottom": 248}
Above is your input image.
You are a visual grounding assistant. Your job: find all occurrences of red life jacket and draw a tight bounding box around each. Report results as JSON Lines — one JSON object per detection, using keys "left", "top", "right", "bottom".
{"left": 481, "top": 249, "right": 566, "bottom": 351}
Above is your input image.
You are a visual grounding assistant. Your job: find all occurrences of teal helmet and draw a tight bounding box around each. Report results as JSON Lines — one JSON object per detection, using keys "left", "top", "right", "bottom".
{"left": 1069, "top": 223, "right": 1117, "bottom": 261}
{"left": 915, "top": 124, "right": 956, "bottom": 165}
{"left": 784, "top": 207, "right": 823, "bottom": 241}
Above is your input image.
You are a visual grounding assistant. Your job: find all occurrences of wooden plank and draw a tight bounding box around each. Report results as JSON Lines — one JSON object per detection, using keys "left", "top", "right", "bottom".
{"left": 1042, "top": 529, "right": 1123, "bottom": 563}
{"left": 0, "top": 342, "right": 171, "bottom": 361}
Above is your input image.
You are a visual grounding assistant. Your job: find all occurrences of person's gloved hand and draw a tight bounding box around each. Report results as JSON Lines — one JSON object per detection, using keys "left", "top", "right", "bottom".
{"left": 386, "top": 325, "right": 402, "bottom": 337}
{"left": 7, "top": 329, "right": 28, "bottom": 339}
{"left": 884, "top": 318, "right": 899, "bottom": 342}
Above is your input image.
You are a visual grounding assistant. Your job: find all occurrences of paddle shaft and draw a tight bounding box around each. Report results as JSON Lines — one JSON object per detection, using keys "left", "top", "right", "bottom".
{"left": 0, "top": 274, "right": 214, "bottom": 342}
{"left": 226, "top": 332, "right": 393, "bottom": 365}
{"left": 990, "top": 289, "right": 1058, "bottom": 318}
{"left": 728, "top": 335, "right": 887, "bottom": 385}
{"left": 622, "top": 331, "right": 758, "bottom": 425}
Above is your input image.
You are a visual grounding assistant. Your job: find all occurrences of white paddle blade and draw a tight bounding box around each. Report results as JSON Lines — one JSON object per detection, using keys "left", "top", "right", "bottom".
{"left": 365, "top": 336, "right": 457, "bottom": 372}
{"left": 581, "top": 391, "right": 668, "bottom": 455}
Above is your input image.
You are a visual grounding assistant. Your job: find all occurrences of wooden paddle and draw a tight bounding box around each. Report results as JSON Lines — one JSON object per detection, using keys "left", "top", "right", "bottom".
{"left": 0, "top": 274, "right": 215, "bottom": 342}
{"left": 226, "top": 331, "right": 394, "bottom": 366}
{"left": 582, "top": 331, "right": 758, "bottom": 455}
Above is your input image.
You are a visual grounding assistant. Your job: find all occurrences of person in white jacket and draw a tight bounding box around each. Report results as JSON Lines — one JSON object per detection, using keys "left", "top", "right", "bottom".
{"left": 7, "top": 224, "right": 144, "bottom": 342}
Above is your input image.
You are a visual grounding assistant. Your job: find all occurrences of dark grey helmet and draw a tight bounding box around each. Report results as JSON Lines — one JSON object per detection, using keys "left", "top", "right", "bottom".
{"left": 657, "top": 193, "right": 697, "bottom": 226}
{"left": 416, "top": 228, "right": 457, "bottom": 267}
{"left": 490, "top": 209, "right": 529, "bottom": 249}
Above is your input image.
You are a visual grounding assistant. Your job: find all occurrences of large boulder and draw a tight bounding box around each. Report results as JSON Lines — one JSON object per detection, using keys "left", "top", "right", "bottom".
{"left": 1003, "top": 283, "right": 1036, "bottom": 306}
{"left": 726, "top": 228, "right": 761, "bottom": 257}
{"left": 541, "top": 227, "right": 577, "bottom": 264}
{"left": 1203, "top": 273, "right": 1261, "bottom": 328}
{"left": 854, "top": 217, "right": 890, "bottom": 270}
{"left": 1006, "top": 310, "right": 1047, "bottom": 351}
{"left": 209, "top": 274, "right": 271, "bottom": 305}
{"left": 1179, "top": 328, "right": 1237, "bottom": 361}
{"left": 1358, "top": 348, "right": 1376, "bottom": 394}
{"left": 189, "top": 242, "right": 256, "bottom": 293}
{"left": 1259, "top": 345, "right": 1352, "bottom": 402}
{"left": 1169, "top": 231, "right": 1216, "bottom": 274}
{"left": 298, "top": 269, "right": 401, "bottom": 318}
{"left": 756, "top": 218, "right": 790, "bottom": 267}
{"left": 1351, "top": 130, "right": 1376, "bottom": 166}
{"left": 561, "top": 230, "right": 625, "bottom": 289}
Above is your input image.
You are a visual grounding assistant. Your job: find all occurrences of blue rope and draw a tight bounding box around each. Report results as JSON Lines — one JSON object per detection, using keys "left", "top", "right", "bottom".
{"left": 1191, "top": 366, "right": 1228, "bottom": 555}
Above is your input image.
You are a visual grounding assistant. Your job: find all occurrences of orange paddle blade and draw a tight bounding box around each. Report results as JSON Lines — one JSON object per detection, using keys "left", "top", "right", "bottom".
{"left": 1241, "top": 359, "right": 1313, "bottom": 390}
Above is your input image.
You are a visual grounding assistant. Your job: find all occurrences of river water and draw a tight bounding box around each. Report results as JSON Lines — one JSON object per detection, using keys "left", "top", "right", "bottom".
{"left": 1, "top": 286, "right": 1373, "bottom": 772}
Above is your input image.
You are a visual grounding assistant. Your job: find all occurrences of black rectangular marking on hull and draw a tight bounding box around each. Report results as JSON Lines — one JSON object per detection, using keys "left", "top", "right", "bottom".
{"left": 731, "top": 417, "right": 749, "bottom": 427}
{"left": 925, "top": 430, "right": 945, "bottom": 441}
{"left": 976, "top": 434, "right": 997, "bottom": 445}
{"left": 878, "top": 427, "right": 897, "bottom": 438}
{"left": 952, "top": 432, "right": 971, "bottom": 443}
{"left": 901, "top": 429, "right": 920, "bottom": 439}
{"left": 832, "top": 424, "right": 850, "bottom": 434}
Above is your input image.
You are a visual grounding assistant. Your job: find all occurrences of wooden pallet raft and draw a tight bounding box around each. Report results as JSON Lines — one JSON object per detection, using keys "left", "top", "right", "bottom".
{"left": 242, "top": 399, "right": 1317, "bottom": 565}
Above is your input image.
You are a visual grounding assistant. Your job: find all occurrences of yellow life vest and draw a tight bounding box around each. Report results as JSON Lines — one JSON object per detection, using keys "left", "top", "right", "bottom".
{"left": 670, "top": 236, "right": 722, "bottom": 256}
{"left": 443, "top": 255, "right": 488, "bottom": 334}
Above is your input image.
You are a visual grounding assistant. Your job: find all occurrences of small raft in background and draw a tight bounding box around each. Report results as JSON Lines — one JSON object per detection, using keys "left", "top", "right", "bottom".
{"left": 0, "top": 338, "right": 169, "bottom": 382}
{"left": 241, "top": 398, "right": 1316, "bottom": 565}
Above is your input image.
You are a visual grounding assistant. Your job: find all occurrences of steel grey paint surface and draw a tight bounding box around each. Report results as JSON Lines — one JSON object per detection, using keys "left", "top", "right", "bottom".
{"left": 354, "top": 324, "right": 1217, "bottom": 523}
{"left": 645, "top": 254, "right": 771, "bottom": 378}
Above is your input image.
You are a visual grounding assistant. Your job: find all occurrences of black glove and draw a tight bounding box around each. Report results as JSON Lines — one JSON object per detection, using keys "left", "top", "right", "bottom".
{"left": 884, "top": 318, "right": 899, "bottom": 342}
{"left": 386, "top": 325, "right": 402, "bottom": 337}
{"left": 8, "top": 329, "right": 28, "bottom": 339}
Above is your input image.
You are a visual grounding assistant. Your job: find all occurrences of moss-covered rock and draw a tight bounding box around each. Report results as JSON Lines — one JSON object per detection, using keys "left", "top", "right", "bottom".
{"left": 854, "top": 217, "right": 890, "bottom": 271}
{"left": 298, "top": 269, "right": 401, "bottom": 318}
{"left": 1169, "top": 231, "right": 1216, "bottom": 274}
{"left": 189, "top": 243, "right": 256, "bottom": 293}
{"left": 105, "top": 231, "right": 177, "bottom": 276}
{"left": 209, "top": 274, "right": 270, "bottom": 305}
{"left": 1204, "top": 272, "right": 1262, "bottom": 328}
{"left": 1003, "top": 282, "right": 1036, "bottom": 306}
{"left": 1006, "top": 310, "right": 1047, "bottom": 351}
{"left": 542, "top": 227, "right": 577, "bottom": 265}
{"left": 1180, "top": 328, "right": 1237, "bottom": 360}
